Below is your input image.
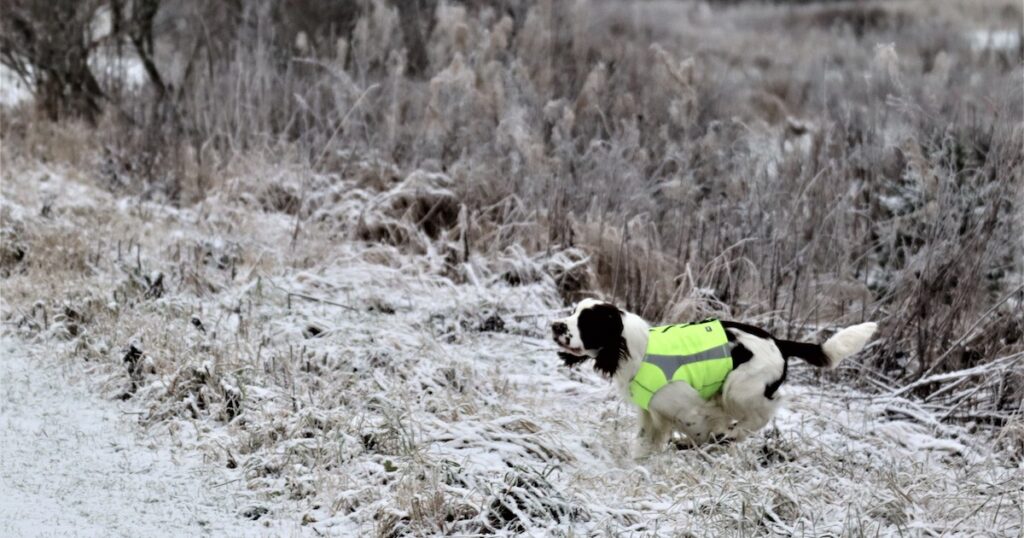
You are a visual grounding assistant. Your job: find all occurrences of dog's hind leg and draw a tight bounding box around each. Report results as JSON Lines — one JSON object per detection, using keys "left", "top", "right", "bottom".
{"left": 721, "top": 369, "right": 782, "bottom": 441}
{"left": 726, "top": 398, "right": 779, "bottom": 441}
{"left": 720, "top": 332, "right": 786, "bottom": 441}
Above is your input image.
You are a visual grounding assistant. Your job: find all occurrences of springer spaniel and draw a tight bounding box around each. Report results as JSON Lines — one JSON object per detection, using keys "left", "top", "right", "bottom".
{"left": 551, "top": 299, "right": 877, "bottom": 457}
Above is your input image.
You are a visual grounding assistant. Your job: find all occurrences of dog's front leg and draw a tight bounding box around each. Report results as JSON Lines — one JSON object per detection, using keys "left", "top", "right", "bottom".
{"left": 632, "top": 410, "right": 667, "bottom": 459}
{"left": 670, "top": 404, "right": 719, "bottom": 447}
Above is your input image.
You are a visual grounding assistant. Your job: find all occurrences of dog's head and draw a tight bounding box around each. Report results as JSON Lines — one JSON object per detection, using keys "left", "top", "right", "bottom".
{"left": 550, "top": 298, "right": 627, "bottom": 376}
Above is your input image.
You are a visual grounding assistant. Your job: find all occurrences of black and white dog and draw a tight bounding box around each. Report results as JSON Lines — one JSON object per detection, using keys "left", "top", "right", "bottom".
{"left": 551, "top": 299, "right": 877, "bottom": 457}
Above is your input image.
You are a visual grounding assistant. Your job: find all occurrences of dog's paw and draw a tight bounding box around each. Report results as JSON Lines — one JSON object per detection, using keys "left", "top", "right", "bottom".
{"left": 669, "top": 436, "right": 697, "bottom": 451}
{"left": 631, "top": 440, "right": 654, "bottom": 460}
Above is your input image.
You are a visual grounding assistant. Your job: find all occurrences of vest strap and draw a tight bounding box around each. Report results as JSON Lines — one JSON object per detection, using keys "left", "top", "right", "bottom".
{"left": 643, "top": 344, "right": 731, "bottom": 373}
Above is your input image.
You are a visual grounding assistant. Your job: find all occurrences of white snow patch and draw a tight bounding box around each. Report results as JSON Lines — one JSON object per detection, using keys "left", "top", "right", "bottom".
{"left": 0, "top": 337, "right": 303, "bottom": 537}
{"left": 0, "top": 64, "right": 32, "bottom": 107}
{"left": 89, "top": 51, "right": 149, "bottom": 89}
{"left": 969, "top": 29, "right": 1021, "bottom": 52}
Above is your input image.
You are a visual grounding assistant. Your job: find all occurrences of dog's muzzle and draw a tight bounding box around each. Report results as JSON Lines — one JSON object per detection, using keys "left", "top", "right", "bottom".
{"left": 551, "top": 321, "right": 586, "bottom": 366}
{"left": 550, "top": 321, "right": 574, "bottom": 349}
{"left": 558, "top": 352, "right": 589, "bottom": 367}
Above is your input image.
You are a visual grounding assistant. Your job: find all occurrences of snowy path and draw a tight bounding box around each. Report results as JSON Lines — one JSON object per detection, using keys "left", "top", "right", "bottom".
{"left": 0, "top": 337, "right": 284, "bottom": 537}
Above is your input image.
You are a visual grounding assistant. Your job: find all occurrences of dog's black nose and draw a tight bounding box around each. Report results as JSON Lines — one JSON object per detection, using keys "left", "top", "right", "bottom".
{"left": 551, "top": 321, "right": 568, "bottom": 336}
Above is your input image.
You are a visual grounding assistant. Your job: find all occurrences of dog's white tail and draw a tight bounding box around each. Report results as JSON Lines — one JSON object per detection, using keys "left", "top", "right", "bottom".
{"left": 822, "top": 322, "right": 878, "bottom": 369}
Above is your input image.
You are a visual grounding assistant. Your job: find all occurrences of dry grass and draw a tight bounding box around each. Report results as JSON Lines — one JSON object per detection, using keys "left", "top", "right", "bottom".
{"left": 2, "top": 0, "right": 1023, "bottom": 534}
{"left": 2, "top": 159, "right": 1021, "bottom": 534}
{"left": 3, "top": 0, "right": 1020, "bottom": 424}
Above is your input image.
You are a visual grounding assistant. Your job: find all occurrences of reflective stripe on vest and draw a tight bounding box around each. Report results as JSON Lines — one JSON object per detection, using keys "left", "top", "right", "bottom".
{"left": 630, "top": 320, "right": 732, "bottom": 410}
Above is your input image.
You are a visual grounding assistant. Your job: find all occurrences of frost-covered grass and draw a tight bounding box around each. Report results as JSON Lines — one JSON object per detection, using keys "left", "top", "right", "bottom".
{"left": 4, "top": 0, "right": 1021, "bottom": 389}
{"left": 2, "top": 0, "right": 1022, "bottom": 534}
{"left": 2, "top": 162, "right": 1021, "bottom": 536}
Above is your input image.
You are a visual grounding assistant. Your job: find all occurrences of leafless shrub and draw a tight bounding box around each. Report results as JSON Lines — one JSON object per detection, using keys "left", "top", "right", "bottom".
{"left": 0, "top": 209, "right": 27, "bottom": 276}
{"left": 480, "top": 466, "right": 589, "bottom": 533}
{"left": 355, "top": 170, "right": 460, "bottom": 249}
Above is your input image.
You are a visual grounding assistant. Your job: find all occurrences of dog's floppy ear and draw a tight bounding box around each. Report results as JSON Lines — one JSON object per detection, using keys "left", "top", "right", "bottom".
{"left": 593, "top": 333, "right": 628, "bottom": 377}
{"left": 578, "top": 303, "right": 626, "bottom": 376}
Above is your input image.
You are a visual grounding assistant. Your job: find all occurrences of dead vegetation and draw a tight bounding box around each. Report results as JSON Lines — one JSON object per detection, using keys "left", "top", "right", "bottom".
{"left": 2, "top": 0, "right": 1023, "bottom": 534}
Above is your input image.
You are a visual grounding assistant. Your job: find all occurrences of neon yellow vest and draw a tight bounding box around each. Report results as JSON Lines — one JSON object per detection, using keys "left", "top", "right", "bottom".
{"left": 629, "top": 320, "right": 732, "bottom": 410}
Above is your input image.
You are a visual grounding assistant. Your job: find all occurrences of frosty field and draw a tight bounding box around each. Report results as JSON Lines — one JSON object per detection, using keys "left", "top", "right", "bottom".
{"left": 2, "top": 0, "right": 1022, "bottom": 536}
{"left": 1, "top": 164, "right": 1020, "bottom": 536}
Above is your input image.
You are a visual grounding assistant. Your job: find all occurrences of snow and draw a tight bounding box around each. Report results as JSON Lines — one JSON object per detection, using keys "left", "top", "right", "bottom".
{"left": 88, "top": 52, "right": 149, "bottom": 89}
{"left": 969, "top": 29, "right": 1022, "bottom": 52}
{"left": 0, "top": 337, "right": 301, "bottom": 537}
{"left": 0, "top": 49, "right": 146, "bottom": 110}
{"left": 0, "top": 64, "right": 31, "bottom": 107}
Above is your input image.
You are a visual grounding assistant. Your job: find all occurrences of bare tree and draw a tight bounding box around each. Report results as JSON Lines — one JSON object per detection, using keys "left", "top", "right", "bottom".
{"left": 0, "top": 0, "right": 106, "bottom": 122}
{"left": 0, "top": 0, "right": 171, "bottom": 121}
{"left": 119, "top": 0, "right": 166, "bottom": 97}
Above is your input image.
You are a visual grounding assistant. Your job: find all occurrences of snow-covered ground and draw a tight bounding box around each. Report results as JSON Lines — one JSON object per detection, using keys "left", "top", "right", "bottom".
{"left": 1, "top": 161, "right": 1021, "bottom": 536}
{"left": 0, "top": 337, "right": 305, "bottom": 537}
